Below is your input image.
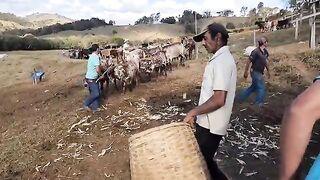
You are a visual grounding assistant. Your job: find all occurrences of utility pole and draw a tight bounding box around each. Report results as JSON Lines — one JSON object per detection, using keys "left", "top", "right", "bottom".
{"left": 253, "top": 30, "right": 256, "bottom": 47}
{"left": 194, "top": 11, "right": 199, "bottom": 59}
{"left": 310, "top": 3, "right": 316, "bottom": 49}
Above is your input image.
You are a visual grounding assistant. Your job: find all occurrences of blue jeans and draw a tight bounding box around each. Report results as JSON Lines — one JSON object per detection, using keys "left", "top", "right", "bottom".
{"left": 239, "top": 71, "right": 265, "bottom": 105}
{"left": 84, "top": 81, "right": 100, "bottom": 111}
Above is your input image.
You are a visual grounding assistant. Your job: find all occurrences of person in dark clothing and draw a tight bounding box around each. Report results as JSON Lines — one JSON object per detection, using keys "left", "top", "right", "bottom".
{"left": 239, "top": 36, "right": 271, "bottom": 107}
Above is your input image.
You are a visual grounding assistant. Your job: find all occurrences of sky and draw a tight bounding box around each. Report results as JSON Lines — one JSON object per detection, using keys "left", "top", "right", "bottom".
{"left": 0, "top": 0, "right": 287, "bottom": 25}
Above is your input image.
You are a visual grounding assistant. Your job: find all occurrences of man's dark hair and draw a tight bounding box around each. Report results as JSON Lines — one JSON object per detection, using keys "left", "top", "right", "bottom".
{"left": 91, "top": 44, "right": 99, "bottom": 52}
{"left": 258, "top": 36, "right": 268, "bottom": 47}
{"left": 208, "top": 30, "right": 228, "bottom": 46}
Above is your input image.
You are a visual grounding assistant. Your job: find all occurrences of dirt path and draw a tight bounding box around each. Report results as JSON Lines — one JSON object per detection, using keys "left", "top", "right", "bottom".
{"left": 0, "top": 59, "right": 206, "bottom": 179}
{"left": 0, "top": 43, "right": 319, "bottom": 179}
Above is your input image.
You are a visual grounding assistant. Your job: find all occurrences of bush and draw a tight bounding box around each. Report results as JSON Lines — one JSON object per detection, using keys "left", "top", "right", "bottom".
{"left": 111, "top": 37, "right": 125, "bottom": 46}
{"left": 112, "top": 30, "right": 118, "bottom": 35}
{"left": 0, "top": 35, "right": 62, "bottom": 51}
{"left": 184, "top": 23, "right": 195, "bottom": 34}
{"left": 232, "top": 28, "right": 245, "bottom": 33}
{"left": 160, "top": 17, "right": 176, "bottom": 24}
{"left": 238, "top": 23, "right": 245, "bottom": 28}
{"left": 56, "top": 35, "right": 110, "bottom": 49}
{"left": 226, "top": 22, "right": 236, "bottom": 29}
{"left": 62, "top": 36, "right": 82, "bottom": 48}
{"left": 245, "top": 22, "right": 252, "bottom": 27}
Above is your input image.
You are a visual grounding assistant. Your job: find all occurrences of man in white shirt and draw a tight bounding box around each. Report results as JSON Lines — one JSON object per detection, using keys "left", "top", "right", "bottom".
{"left": 184, "top": 23, "right": 237, "bottom": 180}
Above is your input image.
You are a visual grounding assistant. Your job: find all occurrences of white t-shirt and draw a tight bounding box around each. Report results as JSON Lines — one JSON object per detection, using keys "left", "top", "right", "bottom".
{"left": 196, "top": 46, "right": 237, "bottom": 136}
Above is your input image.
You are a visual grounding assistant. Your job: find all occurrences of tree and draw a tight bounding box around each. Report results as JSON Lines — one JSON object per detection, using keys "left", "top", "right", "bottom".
{"left": 248, "top": 8, "right": 258, "bottom": 23}
{"left": 179, "top": 10, "right": 203, "bottom": 24}
{"left": 259, "top": 7, "right": 274, "bottom": 19}
{"left": 135, "top": 16, "right": 150, "bottom": 25}
{"left": 178, "top": 10, "right": 202, "bottom": 34}
{"left": 226, "top": 22, "right": 235, "bottom": 29}
{"left": 203, "top": 10, "right": 212, "bottom": 18}
{"left": 154, "top": 12, "right": 161, "bottom": 22}
{"left": 257, "top": 2, "right": 265, "bottom": 17}
{"left": 135, "top": 12, "right": 161, "bottom": 25}
{"left": 108, "top": 20, "right": 115, "bottom": 25}
{"left": 111, "top": 37, "right": 125, "bottom": 46}
{"left": 217, "top": 9, "right": 234, "bottom": 17}
{"left": 280, "top": 9, "right": 288, "bottom": 16}
{"left": 160, "top": 17, "right": 176, "bottom": 24}
{"left": 286, "top": 0, "right": 297, "bottom": 7}
{"left": 284, "top": 0, "right": 309, "bottom": 11}
{"left": 240, "top": 6, "right": 248, "bottom": 17}
{"left": 257, "top": 2, "right": 264, "bottom": 10}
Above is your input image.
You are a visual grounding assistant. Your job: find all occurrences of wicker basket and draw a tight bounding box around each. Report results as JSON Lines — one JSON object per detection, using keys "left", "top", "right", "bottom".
{"left": 129, "top": 123, "right": 210, "bottom": 180}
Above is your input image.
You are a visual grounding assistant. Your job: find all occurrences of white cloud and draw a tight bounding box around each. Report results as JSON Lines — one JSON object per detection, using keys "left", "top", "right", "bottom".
{"left": 0, "top": 0, "right": 286, "bottom": 25}
{"left": 98, "top": 0, "right": 123, "bottom": 11}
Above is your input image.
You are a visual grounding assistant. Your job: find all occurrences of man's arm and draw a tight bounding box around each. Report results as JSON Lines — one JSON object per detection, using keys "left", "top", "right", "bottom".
{"left": 245, "top": 50, "right": 255, "bottom": 79}
{"left": 265, "top": 60, "right": 271, "bottom": 78}
{"left": 94, "top": 56, "right": 101, "bottom": 75}
{"left": 244, "top": 60, "right": 251, "bottom": 79}
{"left": 184, "top": 90, "right": 227, "bottom": 127}
{"left": 96, "top": 66, "right": 101, "bottom": 74}
{"left": 280, "top": 81, "right": 320, "bottom": 180}
{"left": 265, "top": 49, "right": 270, "bottom": 78}
{"left": 190, "top": 90, "right": 226, "bottom": 115}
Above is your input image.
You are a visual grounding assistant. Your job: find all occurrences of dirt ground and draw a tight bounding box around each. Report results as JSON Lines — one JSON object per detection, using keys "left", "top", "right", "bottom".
{"left": 0, "top": 39, "right": 319, "bottom": 180}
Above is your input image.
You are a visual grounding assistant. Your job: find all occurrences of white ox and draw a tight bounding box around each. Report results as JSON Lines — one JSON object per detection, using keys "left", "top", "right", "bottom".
{"left": 125, "top": 49, "right": 144, "bottom": 69}
{"left": 149, "top": 50, "right": 168, "bottom": 76}
{"left": 113, "top": 60, "right": 139, "bottom": 93}
{"left": 162, "top": 43, "right": 186, "bottom": 66}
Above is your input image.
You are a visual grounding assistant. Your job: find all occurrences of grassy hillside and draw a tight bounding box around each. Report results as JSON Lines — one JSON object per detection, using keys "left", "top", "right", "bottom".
{"left": 199, "top": 17, "right": 250, "bottom": 30}
{"left": 229, "top": 26, "right": 311, "bottom": 55}
{"left": 0, "top": 12, "right": 34, "bottom": 31}
{"left": 25, "top": 13, "right": 74, "bottom": 27}
{"left": 0, "top": 12, "right": 74, "bottom": 31}
{"left": 0, "top": 12, "right": 31, "bottom": 26}
{"left": 42, "top": 17, "right": 251, "bottom": 41}
{"left": 0, "top": 20, "right": 26, "bottom": 31}
{"left": 42, "top": 24, "right": 187, "bottom": 41}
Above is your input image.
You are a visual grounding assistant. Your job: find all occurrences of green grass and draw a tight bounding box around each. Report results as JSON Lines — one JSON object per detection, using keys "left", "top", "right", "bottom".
{"left": 229, "top": 26, "right": 311, "bottom": 54}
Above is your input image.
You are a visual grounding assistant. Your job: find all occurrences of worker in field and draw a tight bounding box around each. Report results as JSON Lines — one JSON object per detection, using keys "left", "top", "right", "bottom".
{"left": 184, "top": 23, "right": 237, "bottom": 180}
{"left": 280, "top": 75, "right": 320, "bottom": 180}
{"left": 83, "top": 44, "right": 102, "bottom": 112}
{"left": 239, "top": 36, "right": 271, "bottom": 107}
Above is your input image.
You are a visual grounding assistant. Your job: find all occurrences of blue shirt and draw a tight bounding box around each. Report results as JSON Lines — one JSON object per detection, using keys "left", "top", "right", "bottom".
{"left": 85, "top": 53, "right": 100, "bottom": 79}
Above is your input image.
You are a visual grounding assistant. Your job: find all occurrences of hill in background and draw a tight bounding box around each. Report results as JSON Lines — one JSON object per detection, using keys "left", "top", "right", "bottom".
{"left": 0, "top": 12, "right": 74, "bottom": 31}
{"left": 25, "top": 12, "right": 74, "bottom": 27}
{"left": 42, "top": 17, "right": 250, "bottom": 42}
